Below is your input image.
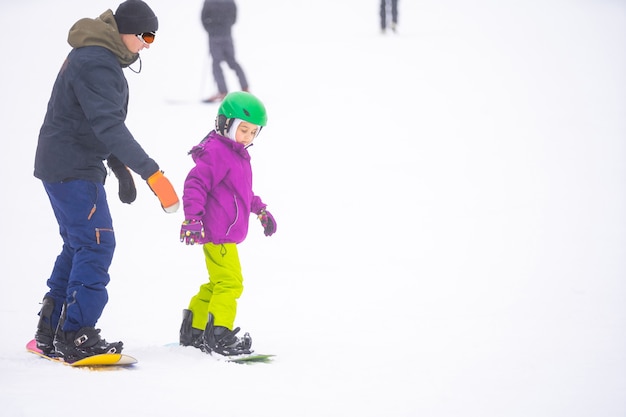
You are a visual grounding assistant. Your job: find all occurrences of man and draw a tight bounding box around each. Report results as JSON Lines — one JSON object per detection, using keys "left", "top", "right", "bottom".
{"left": 201, "top": 0, "right": 249, "bottom": 103}
{"left": 33, "top": 0, "right": 179, "bottom": 362}
{"left": 380, "top": 0, "right": 399, "bottom": 33}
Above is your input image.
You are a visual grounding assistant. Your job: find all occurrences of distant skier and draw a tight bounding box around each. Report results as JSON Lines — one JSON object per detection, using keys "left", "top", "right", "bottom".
{"left": 380, "top": 0, "right": 399, "bottom": 33}
{"left": 179, "top": 91, "right": 276, "bottom": 356}
{"left": 33, "top": 0, "right": 179, "bottom": 363}
{"left": 201, "top": 0, "right": 250, "bottom": 103}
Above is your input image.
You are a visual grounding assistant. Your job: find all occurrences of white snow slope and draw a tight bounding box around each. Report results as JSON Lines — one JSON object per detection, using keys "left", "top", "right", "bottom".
{"left": 1, "top": 0, "right": 625, "bottom": 416}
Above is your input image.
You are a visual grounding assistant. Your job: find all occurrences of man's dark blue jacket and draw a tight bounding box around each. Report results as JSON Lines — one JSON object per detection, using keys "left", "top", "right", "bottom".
{"left": 34, "top": 9, "right": 159, "bottom": 184}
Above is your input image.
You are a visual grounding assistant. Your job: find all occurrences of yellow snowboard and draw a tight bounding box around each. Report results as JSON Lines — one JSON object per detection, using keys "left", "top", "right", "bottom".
{"left": 26, "top": 339, "right": 137, "bottom": 368}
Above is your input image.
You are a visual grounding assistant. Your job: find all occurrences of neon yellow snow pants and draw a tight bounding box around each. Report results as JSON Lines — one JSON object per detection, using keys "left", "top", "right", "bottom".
{"left": 188, "top": 243, "right": 243, "bottom": 331}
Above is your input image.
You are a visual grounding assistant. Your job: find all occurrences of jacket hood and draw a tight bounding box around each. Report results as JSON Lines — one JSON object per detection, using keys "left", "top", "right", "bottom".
{"left": 68, "top": 9, "right": 138, "bottom": 67}
{"left": 189, "top": 131, "right": 250, "bottom": 163}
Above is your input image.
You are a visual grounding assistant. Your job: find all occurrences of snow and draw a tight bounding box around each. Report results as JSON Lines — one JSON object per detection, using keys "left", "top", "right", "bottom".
{"left": 1, "top": 0, "right": 625, "bottom": 415}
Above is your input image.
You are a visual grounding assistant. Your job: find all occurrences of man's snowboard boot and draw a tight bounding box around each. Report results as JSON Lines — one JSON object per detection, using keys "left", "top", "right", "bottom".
{"left": 202, "top": 313, "right": 252, "bottom": 356}
{"left": 52, "top": 305, "right": 123, "bottom": 363}
{"left": 179, "top": 309, "right": 206, "bottom": 351}
{"left": 34, "top": 295, "right": 56, "bottom": 355}
{"left": 53, "top": 327, "right": 124, "bottom": 363}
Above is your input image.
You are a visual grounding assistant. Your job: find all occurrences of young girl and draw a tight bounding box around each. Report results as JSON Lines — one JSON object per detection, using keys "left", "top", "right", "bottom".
{"left": 178, "top": 91, "right": 276, "bottom": 356}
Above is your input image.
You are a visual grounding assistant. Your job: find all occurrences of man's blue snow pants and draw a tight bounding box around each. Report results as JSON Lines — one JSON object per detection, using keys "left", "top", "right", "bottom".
{"left": 42, "top": 180, "right": 115, "bottom": 332}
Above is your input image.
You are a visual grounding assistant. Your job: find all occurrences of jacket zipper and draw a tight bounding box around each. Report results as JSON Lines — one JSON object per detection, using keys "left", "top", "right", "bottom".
{"left": 225, "top": 195, "right": 239, "bottom": 236}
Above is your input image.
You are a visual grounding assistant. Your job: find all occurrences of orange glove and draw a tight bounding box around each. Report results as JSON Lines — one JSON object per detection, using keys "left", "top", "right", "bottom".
{"left": 147, "top": 171, "right": 180, "bottom": 213}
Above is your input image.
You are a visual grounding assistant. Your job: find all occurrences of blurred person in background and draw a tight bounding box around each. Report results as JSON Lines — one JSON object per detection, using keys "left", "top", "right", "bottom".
{"left": 201, "top": 0, "right": 250, "bottom": 103}
{"left": 380, "top": 0, "right": 399, "bottom": 33}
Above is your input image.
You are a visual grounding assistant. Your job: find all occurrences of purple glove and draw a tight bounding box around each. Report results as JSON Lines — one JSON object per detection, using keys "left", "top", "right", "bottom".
{"left": 180, "top": 219, "right": 204, "bottom": 245}
{"left": 257, "top": 209, "right": 276, "bottom": 237}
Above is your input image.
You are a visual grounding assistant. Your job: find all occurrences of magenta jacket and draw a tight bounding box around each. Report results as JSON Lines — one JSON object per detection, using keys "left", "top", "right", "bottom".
{"left": 182, "top": 131, "right": 266, "bottom": 244}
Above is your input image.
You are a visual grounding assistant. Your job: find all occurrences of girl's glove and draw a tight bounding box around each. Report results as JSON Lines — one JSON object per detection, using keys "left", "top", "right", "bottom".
{"left": 257, "top": 209, "right": 276, "bottom": 236}
{"left": 107, "top": 155, "right": 136, "bottom": 204}
{"left": 147, "top": 170, "right": 180, "bottom": 213}
{"left": 180, "top": 219, "right": 205, "bottom": 245}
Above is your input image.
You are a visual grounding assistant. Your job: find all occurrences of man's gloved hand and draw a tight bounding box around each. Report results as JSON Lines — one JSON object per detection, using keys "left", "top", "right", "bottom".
{"left": 147, "top": 170, "right": 180, "bottom": 213}
{"left": 107, "top": 155, "right": 136, "bottom": 204}
{"left": 180, "top": 219, "right": 205, "bottom": 245}
{"left": 257, "top": 209, "right": 276, "bottom": 237}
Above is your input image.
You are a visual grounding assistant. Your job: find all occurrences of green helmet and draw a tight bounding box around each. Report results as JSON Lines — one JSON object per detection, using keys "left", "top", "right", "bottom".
{"left": 217, "top": 91, "right": 267, "bottom": 128}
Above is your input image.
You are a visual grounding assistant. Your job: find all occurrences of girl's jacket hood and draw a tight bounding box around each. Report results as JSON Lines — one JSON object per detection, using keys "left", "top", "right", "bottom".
{"left": 188, "top": 131, "right": 250, "bottom": 163}
{"left": 68, "top": 9, "right": 138, "bottom": 68}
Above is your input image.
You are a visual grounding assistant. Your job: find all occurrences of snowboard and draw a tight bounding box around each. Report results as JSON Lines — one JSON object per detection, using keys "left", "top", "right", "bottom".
{"left": 26, "top": 339, "right": 137, "bottom": 368}
{"left": 166, "top": 342, "right": 274, "bottom": 364}
{"left": 226, "top": 353, "right": 275, "bottom": 364}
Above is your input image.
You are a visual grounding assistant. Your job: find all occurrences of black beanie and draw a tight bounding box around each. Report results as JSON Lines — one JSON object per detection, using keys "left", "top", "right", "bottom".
{"left": 114, "top": 0, "right": 158, "bottom": 34}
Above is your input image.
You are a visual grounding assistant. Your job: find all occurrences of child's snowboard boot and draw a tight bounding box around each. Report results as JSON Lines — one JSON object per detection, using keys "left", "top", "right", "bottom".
{"left": 202, "top": 313, "right": 252, "bottom": 356}
{"left": 179, "top": 309, "right": 206, "bottom": 351}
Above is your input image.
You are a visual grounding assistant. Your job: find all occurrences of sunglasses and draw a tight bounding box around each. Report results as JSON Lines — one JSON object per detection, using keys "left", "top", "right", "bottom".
{"left": 136, "top": 32, "right": 156, "bottom": 44}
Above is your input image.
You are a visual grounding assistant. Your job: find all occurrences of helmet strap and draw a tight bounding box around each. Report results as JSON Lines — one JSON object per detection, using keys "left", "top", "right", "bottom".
{"left": 215, "top": 115, "right": 233, "bottom": 136}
